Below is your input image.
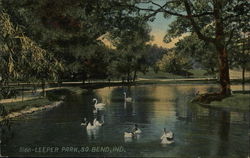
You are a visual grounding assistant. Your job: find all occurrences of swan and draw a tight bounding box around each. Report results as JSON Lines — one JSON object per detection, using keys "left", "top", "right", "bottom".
{"left": 124, "top": 130, "right": 141, "bottom": 138}
{"left": 93, "top": 98, "right": 105, "bottom": 109}
{"left": 124, "top": 92, "right": 132, "bottom": 102}
{"left": 132, "top": 124, "right": 142, "bottom": 134}
{"left": 124, "top": 124, "right": 142, "bottom": 138}
{"left": 161, "top": 128, "right": 174, "bottom": 144}
{"left": 93, "top": 118, "right": 104, "bottom": 127}
{"left": 86, "top": 122, "right": 96, "bottom": 130}
{"left": 124, "top": 132, "right": 134, "bottom": 138}
{"left": 134, "top": 128, "right": 142, "bottom": 134}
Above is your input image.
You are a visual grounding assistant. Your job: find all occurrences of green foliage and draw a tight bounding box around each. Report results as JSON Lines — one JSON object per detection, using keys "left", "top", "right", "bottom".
{"left": 229, "top": 36, "right": 250, "bottom": 69}
{"left": 143, "top": 44, "right": 167, "bottom": 70}
{"left": 162, "top": 0, "right": 249, "bottom": 43}
{"left": 156, "top": 51, "right": 192, "bottom": 76}
{"left": 0, "top": 10, "right": 62, "bottom": 100}
{"left": 1, "top": 0, "right": 153, "bottom": 83}
{"left": 0, "top": 11, "right": 62, "bottom": 80}
{"left": 107, "top": 17, "right": 151, "bottom": 81}
{"left": 175, "top": 34, "right": 217, "bottom": 74}
{"left": 0, "top": 87, "right": 18, "bottom": 99}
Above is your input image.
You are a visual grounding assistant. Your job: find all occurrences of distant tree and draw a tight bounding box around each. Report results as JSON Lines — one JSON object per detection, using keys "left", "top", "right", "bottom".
{"left": 108, "top": 16, "right": 151, "bottom": 82}
{"left": 156, "top": 51, "right": 192, "bottom": 76}
{"left": 230, "top": 34, "right": 250, "bottom": 84}
{"left": 175, "top": 34, "right": 217, "bottom": 75}
{"left": 144, "top": 44, "right": 168, "bottom": 72}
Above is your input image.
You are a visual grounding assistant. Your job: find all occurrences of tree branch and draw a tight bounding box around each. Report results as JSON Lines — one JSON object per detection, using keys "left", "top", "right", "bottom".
{"left": 120, "top": 1, "right": 213, "bottom": 20}
{"left": 183, "top": 0, "right": 215, "bottom": 43}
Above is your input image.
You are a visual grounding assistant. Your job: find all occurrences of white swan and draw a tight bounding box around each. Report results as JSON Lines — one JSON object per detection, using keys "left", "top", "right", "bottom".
{"left": 124, "top": 130, "right": 141, "bottom": 138}
{"left": 124, "top": 124, "right": 142, "bottom": 138}
{"left": 93, "top": 118, "right": 104, "bottom": 127}
{"left": 124, "top": 132, "right": 134, "bottom": 138}
{"left": 132, "top": 124, "right": 142, "bottom": 134}
{"left": 86, "top": 122, "right": 96, "bottom": 130}
{"left": 93, "top": 98, "right": 105, "bottom": 109}
{"left": 124, "top": 92, "right": 132, "bottom": 102}
{"left": 161, "top": 129, "right": 174, "bottom": 144}
{"left": 134, "top": 128, "right": 142, "bottom": 134}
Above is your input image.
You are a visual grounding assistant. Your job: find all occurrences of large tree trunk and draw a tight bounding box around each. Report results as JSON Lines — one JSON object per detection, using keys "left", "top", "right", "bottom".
{"left": 216, "top": 44, "right": 231, "bottom": 96}
{"left": 214, "top": 0, "right": 231, "bottom": 96}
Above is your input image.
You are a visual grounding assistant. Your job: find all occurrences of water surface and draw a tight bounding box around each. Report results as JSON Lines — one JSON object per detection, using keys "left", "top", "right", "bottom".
{"left": 2, "top": 84, "right": 249, "bottom": 157}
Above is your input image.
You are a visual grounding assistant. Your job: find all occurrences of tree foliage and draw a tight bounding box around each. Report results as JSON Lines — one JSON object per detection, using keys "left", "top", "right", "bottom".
{"left": 175, "top": 34, "right": 217, "bottom": 74}
{"left": 132, "top": 0, "right": 249, "bottom": 95}
{"left": 156, "top": 51, "right": 192, "bottom": 75}
{"left": 0, "top": 11, "right": 62, "bottom": 86}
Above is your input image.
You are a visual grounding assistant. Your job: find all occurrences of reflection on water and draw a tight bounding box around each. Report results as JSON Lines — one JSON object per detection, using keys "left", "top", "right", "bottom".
{"left": 1, "top": 84, "right": 249, "bottom": 157}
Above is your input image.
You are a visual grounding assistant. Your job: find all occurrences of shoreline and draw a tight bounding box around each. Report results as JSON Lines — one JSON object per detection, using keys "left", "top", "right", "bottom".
{"left": 197, "top": 102, "right": 244, "bottom": 112}
{"left": 0, "top": 87, "right": 83, "bottom": 122}
{"left": 194, "top": 93, "right": 250, "bottom": 112}
{"left": 0, "top": 101, "right": 63, "bottom": 122}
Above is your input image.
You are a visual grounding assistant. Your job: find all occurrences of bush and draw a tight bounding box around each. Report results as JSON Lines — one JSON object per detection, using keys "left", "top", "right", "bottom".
{"left": 0, "top": 87, "right": 19, "bottom": 99}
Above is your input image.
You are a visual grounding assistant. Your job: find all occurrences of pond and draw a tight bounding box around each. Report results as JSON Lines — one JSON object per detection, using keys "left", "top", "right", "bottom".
{"left": 1, "top": 84, "right": 249, "bottom": 157}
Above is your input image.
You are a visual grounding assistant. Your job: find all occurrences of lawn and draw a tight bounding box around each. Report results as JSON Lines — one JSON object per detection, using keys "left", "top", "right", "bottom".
{"left": 0, "top": 87, "right": 85, "bottom": 116}
{"left": 138, "top": 68, "right": 215, "bottom": 79}
{"left": 209, "top": 94, "right": 250, "bottom": 111}
{"left": 2, "top": 98, "right": 53, "bottom": 114}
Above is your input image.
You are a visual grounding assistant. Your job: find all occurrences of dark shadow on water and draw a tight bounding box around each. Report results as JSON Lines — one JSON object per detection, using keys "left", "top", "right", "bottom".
{"left": 217, "top": 111, "right": 230, "bottom": 156}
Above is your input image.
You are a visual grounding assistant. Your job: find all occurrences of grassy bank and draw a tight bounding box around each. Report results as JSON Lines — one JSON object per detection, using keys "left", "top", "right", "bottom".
{"left": 0, "top": 87, "right": 85, "bottom": 117}
{"left": 198, "top": 94, "right": 250, "bottom": 112}
{"left": 138, "top": 69, "right": 214, "bottom": 79}
{"left": 2, "top": 98, "right": 53, "bottom": 114}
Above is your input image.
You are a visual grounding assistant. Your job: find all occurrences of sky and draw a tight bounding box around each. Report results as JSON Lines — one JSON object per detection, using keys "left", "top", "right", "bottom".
{"left": 138, "top": 1, "right": 178, "bottom": 48}
{"left": 147, "top": 12, "right": 175, "bottom": 48}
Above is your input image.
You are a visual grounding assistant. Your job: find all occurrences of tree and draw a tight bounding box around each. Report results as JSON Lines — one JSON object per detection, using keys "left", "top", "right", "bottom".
{"left": 175, "top": 34, "right": 218, "bottom": 75}
{"left": 156, "top": 51, "right": 192, "bottom": 76}
{"left": 0, "top": 11, "right": 61, "bottom": 97}
{"left": 230, "top": 34, "right": 250, "bottom": 84}
{"left": 2, "top": 0, "right": 151, "bottom": 84}
{"left": 228, "top": 7, "right": 250, "bottom": 85}
{"left": 108, "top": 16, "right": 151, "bottom": 82}
{"left": 131, "top": 0, "right": 249, "bottom": 96}
{"left": 144, "top": 44, "right": 168, "bottom": 73}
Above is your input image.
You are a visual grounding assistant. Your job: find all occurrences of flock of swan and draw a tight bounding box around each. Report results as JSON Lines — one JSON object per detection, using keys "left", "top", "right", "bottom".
{"left": 81, "top": 92, "right": 174, "bottom": 145}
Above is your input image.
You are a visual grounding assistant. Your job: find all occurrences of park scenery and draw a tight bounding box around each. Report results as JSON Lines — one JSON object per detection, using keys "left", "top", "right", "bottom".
{"left": 0, "top": 0, "right": 249, "bottom": 157}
